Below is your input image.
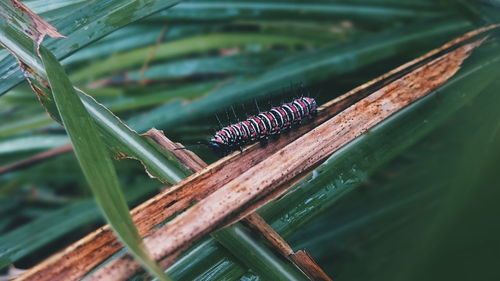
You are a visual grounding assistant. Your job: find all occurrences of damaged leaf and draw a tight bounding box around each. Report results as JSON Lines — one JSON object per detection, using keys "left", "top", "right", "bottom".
{"left": 0, "top": 0, "right": 65, "bottom": 53}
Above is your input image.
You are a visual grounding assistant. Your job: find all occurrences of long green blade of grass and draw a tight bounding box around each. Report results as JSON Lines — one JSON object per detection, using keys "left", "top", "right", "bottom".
{"left": 149, "top": 0, "right": 445, "bottom": 23}
{"left": 70, "top": 33, "right": 324, "bottom": 83}
{"left": 39, "top": 47, "right": 171, "bottom": 281}
{"left": 0, "top": 135, "right": 69, "bottom": 155}
{"left": 212, "top": 225, "right": 308, "bottom": 281}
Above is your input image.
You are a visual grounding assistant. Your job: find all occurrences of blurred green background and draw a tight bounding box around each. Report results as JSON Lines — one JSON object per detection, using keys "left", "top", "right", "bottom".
{"left": 1, "top": 0, "right": 500, "bottom": 280}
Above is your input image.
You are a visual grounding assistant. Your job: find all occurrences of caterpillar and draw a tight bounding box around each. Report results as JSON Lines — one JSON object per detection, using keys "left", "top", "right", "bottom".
{"left": 209, "top": 97, "right": 318, "bottom": 155}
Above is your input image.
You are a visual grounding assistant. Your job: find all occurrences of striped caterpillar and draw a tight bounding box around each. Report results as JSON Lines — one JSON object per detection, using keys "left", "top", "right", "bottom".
{"left": 209, "top": 97, "right": 318, "bottom": 155}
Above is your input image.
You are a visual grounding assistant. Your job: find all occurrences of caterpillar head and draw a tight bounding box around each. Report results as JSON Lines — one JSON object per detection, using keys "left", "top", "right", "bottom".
{"left": 208, "top": 139, "right": 228, "bottom": 156}
{"left": 208, "top": 139, "right": 222, "bottom": 149}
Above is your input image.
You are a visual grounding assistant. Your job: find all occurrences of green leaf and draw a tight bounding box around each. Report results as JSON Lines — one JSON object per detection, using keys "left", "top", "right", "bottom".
{"left": 165, "top": 239, "right": 247, "bottom": 280}
{"left": 0, "top": 114, "right": 53, "bottom": 138}
{"left": 70, "top": 33, "right": 325, "bottom": 83}
{"left": 124, "top": 52, "right": 288, "bottom": 82}
{"left": 212, "top": 224, "right": 308, "bottom": 281}
{"left": 0, "top": 135, "right": 69, "bottom": 155}
{"left": 39, "top": 47, "right": 171, "bottom": 281}
{"left": 149, "top": 0, "right": 446, "bottom": 23}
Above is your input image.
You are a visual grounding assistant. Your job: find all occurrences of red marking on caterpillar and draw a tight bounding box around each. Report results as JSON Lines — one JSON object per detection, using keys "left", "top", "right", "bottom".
{"left": 209, "top": 97, "right": 318, "bottom": 155}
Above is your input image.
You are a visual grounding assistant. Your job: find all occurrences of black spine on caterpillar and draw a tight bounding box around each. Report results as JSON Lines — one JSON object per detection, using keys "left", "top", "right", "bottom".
{"left": 209, "top": 97, "right": 318, "bottom": 156}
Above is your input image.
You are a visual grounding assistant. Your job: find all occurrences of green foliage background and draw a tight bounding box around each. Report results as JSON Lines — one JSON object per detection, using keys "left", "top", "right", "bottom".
{"left": 0, "top": 0, "right": 499, "bottom": 280}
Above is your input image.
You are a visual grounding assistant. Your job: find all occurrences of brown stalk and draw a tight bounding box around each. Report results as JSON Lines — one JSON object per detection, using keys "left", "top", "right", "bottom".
{"left": 243, "top": 213, "right": 333, "bottom": 281}
{"left": 143, "top": 129, "right": 206, "bottom": 172}
{"left": 18, "top": 26, "right": 494, "bottom": 281}
{"left": 290, "top": 251, "right": 332, "bottom": 281}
